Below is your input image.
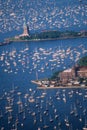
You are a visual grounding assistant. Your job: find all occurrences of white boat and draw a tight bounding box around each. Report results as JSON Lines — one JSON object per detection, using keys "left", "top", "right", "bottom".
{"left": 43, "top": 125, "right": 49, "bottom": 129}
{"left": 40, "top": 113, "right": 42, "bottom": 122}
{"left": 38, "top": 127, "right": 41, "bottom": 130}
{"left": 64, "top": 116, "right": 70, "bottom": 127}
{"left": 33, "top": 116, "right": 36, "bottom": 124}
{"left": 83, "top": 128, "right": 87, "bottom": 130}
{"left": 70, "top": 105, "right": 74, "bottom": 115}
{"left": 28, "top": 96, "right": 35, "bottom": 103}
{"left": 83, "top": 118, "right": 87, "bottom": 130}
{"left": 49, "top": 115, "right": 53, "bottom": 122}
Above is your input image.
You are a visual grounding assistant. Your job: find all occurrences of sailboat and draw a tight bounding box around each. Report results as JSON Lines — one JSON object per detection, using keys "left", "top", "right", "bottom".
{"left": 0, "top": 110, "right": 3, "bottom": 118}
{"left": 38, "top": 127, "right": 41, "bottom": 130}
{"left": 43, "top": 119, "right": 49, "bottom": 129}
{"left": 40, "top": 113, "right": 42, "bottom": 122}
{"left": 79, "top": 115, "right": 82, "bottom": 122}
{"left": 83, "top": 118, "right": 87, "bottom": 130}
{"left": 23, "top": 110, "right": 26, "bottom": 120}
{"left": 49, "top": 115, "right": 53, "bottom": 122}
{"left": 70, "top": 104, "right": 74, "bottom": 115}
{"left": 33, "top": 116, "right": 36, "bottom": 124}
{"left": 64, "top": 116, "right": 70, "bottom": 127}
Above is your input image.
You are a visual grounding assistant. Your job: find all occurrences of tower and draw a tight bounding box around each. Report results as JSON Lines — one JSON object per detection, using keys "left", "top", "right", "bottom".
{"left": 22, "top": 18, "right": 30, "bottom": 37}
{"left": 15, "top": 18, "right": 30, "bottom": 39}
{"left": 23, "top": 19, "right": 29, "bottom": 36}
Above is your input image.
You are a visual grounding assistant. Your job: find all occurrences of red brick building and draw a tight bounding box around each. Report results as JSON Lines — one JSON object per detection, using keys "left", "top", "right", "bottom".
{"left": 59, "top": 66, "right": 87, "bottom": 84}
{"left": 77, "top": 66, "right": 87, "bottom": 78}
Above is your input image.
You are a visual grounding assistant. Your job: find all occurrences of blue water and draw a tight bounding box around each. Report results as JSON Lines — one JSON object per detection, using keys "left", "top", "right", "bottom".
{"left": 0, "top": 38, "right": 87, "bottom": 130}
{"left": 0, "top": 0, "right": 87, "bottom": 41}
{"left": 0, "top": 0, "right": 87, "bottom": 129}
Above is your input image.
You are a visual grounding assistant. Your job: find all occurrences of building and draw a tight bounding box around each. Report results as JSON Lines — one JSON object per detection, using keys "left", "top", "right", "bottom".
{"left": 59, "top": 68, "right": 75, "bottom": 84}
{"left": 77, "top": 66, "right": 87, "bottom": 78}
{"left": 59, "top": 66, "right": 87, "bottom": 84}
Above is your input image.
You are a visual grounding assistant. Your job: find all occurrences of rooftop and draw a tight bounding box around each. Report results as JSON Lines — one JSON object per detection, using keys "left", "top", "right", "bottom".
{"left": 63, "top": 68, "right": 72, "bottom": 73}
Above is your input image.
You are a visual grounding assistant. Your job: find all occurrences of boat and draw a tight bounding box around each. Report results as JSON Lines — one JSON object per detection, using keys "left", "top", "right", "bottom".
{"left": 40, "top": 113, "right": 42, "bottom": 122}
{"left": 33, "top": 116, "right": 36, "bottom": 124}
{"left": 23, "top": 110, "right": 26, "bottom": 120}
{"left": 0, "top": 110, "right": 3, "bottom": 118}
{"left": 83, "top": 128, "right": 87, "bottom": 130}
{"left": 28, "top": 96, "right": 35, "bottom": 103}
{"left": 43, "top": 125, "right": 49, "bottom": 129}
{"left": 64, "top": 116, "right": 70, "bottom": 127}
{"left": 49, "top": 115, "right": 53, "bottom": 122}
{"left": 79, "top": 115, "right": 82, "bottom": 122}
{"left": 83, "top": 118, "right": 87, "bottom": 130}
{"left": 0, "top": 40, "right": 11, "bottom": 46}
{"left": 38, "top": 127, "right": 41, "bottom": 130}
{"left": 70, "top": 105, "right": 74, "bottom": 115}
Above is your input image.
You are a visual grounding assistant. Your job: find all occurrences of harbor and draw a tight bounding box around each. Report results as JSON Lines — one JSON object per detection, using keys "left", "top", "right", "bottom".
{"left": 31, "top": 80, "right": 87, "bottom": 89}
{"left": 0, "top": 83, "right": 87, "bottom": 130}
{"left": 0, "top": 0, "right": 87, "bottom": 130}
{"left": 0, "top": 38, "right": 87, "bottom": 130}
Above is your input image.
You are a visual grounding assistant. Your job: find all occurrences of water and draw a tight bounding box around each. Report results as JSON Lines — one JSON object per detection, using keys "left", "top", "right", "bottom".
{"left": 0, "top": 0, "right": 87, "bottom": 38}
{"left": 0, "top": 38, "right": 87, "bottom": 130}
{"left": 0, "top": 0, "right": 87, "bottom": 129}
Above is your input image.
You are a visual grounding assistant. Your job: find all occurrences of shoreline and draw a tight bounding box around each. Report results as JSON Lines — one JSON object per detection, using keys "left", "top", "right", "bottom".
{"left": 7, "top": 35, "right": 87, "bottom": 43}
{"left": 37, "top": 86, "right": 87, "bottom": 89}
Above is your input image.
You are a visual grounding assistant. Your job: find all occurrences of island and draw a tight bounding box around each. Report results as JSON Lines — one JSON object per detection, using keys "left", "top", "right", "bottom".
{"left": 31, "top": 56, "right": 87, "bottom": 89}
{"left": 5, "top": 20, "right": 87, "bottom": 43}
{"left": 7, "top": 30, "right": 87, "bottom": 42}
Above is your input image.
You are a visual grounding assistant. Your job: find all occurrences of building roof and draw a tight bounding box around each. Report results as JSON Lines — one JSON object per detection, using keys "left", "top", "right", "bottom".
{"left": 63, "top": 68, "right": 72, "bottom": 73}
{"left": 79, "top": 66, "right": 87, "bottom": 71}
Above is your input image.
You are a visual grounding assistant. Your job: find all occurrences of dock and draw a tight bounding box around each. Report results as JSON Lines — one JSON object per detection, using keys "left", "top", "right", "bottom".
{"left": 31, "top": 80, "right": 87, "bottom": 89}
